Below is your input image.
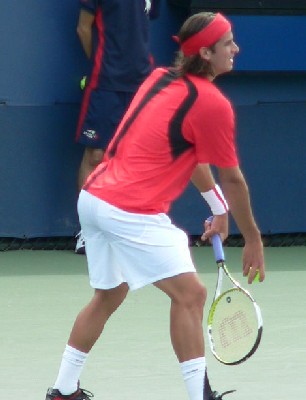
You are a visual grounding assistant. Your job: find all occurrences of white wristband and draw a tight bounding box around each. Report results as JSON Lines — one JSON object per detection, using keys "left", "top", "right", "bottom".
{"left": 201, "top": 184, "right": 229, "bottom": 215}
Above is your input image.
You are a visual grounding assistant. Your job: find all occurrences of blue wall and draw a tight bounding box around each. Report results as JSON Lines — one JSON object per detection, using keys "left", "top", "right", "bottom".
{"left": 0, "top": 1, "right": 305, "bottom": 238}
{"left": 0, "top": 0, "right": 87, "bottom": 237}
{"left": 229, "top": 15, "right": 306, "bottom": 71}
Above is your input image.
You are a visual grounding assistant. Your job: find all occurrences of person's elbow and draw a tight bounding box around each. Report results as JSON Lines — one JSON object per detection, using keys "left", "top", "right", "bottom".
{"left": 218, "top": 166, "right": 245, "bottom": 185}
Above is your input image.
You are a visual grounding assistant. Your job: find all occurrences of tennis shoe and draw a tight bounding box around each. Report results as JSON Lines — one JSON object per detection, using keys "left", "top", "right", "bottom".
{"left": 45, "top": 387, "right": 94, "bottom": 400}
{"left": 209, "top": 390, "right": 236, "bottom": 399}
{"left": 204, "top": 371, "right": 235, "bottom": 400}
{"left": 75, "top": 230, "right": 86, "bottom": 255}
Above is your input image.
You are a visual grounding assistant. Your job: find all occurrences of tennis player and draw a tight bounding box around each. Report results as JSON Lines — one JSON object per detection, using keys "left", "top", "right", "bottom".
{"left": 45, "top": 11, "right": 265, "bottom": 400}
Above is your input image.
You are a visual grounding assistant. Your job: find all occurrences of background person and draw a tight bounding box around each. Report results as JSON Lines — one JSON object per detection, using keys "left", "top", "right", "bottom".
{"left": 74, "top": 0, "right": 160, "bottom": 254}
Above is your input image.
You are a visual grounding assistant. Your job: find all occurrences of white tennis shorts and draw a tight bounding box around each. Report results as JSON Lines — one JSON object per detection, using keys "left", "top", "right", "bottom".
{"left": 78, "top": 190, "right": 196, "bottom": 291}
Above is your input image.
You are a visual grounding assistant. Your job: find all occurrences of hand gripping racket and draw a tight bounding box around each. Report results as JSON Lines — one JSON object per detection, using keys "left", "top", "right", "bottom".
{"left": 207, "top": 226, "right": 263, "bottom": 365}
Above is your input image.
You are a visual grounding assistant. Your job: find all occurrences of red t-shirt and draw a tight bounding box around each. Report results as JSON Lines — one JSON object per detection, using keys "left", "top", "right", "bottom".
{"left": 84, "top": 67, "right": 238, "bottom": 214}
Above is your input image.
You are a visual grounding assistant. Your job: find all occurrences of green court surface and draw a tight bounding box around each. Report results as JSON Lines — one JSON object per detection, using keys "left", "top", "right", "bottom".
{"left": 1, "top": 246, "right": 305, "bottom": 399}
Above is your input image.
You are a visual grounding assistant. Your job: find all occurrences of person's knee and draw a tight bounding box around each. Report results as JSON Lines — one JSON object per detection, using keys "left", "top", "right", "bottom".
{"left": 83, "top": 148, "right": 105, "bottom": 169}
{"left": 188, "top": 283, "right": 207, "bottom": 309}
{"left": 93, "top": 284, "right": 128, "bottom": 316}
{"left": 175, "top": 282, "right": 207, "bottom": 311}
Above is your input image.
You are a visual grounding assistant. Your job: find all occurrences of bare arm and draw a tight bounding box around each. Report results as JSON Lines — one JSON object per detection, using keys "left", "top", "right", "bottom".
{"left": 191, "top": 163, "right": 215, "bottom": 192}
{"left": 191, "top": 164, "right": 229, "bottom": 241}
{"left": 77, "top": 9, "right": 95, "bottom": 59}
{"left": 217, "top": 166, "right": 265, "bottom": 283}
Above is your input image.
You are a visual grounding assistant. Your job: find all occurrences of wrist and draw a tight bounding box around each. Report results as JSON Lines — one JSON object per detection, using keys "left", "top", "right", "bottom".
{"left": 243, "top": 226, "right": 262, "bottom": 243}
{"left": 201, "top": 184, "right": 229, "bottom": 215}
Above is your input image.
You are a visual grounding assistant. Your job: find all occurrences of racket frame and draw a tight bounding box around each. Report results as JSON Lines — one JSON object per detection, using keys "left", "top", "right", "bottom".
{"left": 207, "top": 232, "right": 263, "bottom": 365}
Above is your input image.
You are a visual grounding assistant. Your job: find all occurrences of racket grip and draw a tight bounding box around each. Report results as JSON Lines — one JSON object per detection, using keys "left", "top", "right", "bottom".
{"left": 207, "top": 216, "right": 225, "bottom": 262}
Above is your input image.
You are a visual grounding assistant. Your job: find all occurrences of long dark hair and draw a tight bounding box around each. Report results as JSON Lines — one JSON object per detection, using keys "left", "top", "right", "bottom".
{"left": 173, "top": 12, "right": 216, "bottom": 78}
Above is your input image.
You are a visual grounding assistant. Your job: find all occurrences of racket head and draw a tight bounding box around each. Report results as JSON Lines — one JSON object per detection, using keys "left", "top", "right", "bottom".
{"left": 207, "top": 286, "right": 263, "bottom": 365}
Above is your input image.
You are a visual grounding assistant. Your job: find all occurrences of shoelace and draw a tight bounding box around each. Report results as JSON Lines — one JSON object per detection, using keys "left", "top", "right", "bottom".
{"left": 211, "top": 389, "right": 236, "bottom": 399}
{"left": 75, "top": 231, "right": 83, "bottom": 240}
{"left": 77, "top": 388, "right": 94, "bottom": 399}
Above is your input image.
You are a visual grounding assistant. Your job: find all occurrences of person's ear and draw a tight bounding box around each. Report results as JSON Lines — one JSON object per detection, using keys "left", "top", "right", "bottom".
{"left": 199, "top": 47, "right": 211, "bottom": 61}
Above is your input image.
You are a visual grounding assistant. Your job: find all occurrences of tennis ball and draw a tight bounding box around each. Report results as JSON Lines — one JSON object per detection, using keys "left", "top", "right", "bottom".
{"left": 80, "top": 75, "right": 87, "bottom": 90}
{"left": 254, "top": 271, "right": 260, "bottom": 282}
{"left": 249, "top": 269, "right": 260, "bottom": 283}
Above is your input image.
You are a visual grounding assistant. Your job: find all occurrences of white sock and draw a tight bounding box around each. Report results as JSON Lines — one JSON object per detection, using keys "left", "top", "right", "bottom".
{"left": 53, "top": 345, "right": 88, "bottom": 395}
{"left": 180, "top": 357, "right": 206, "bottom": 400}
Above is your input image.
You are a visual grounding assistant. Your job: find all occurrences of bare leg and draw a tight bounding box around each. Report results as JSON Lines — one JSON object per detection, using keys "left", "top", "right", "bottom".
{"left": 78, "top": 147, "right": 105, "bottom": 191}
{"left": 53, "top": 284, "right": 129, "bottom": 395}
{"left": 68, "top": 283, "right": 129, "bottom": 352}
{"left": 154, "top": 272, "right": 207, "bottom": 362}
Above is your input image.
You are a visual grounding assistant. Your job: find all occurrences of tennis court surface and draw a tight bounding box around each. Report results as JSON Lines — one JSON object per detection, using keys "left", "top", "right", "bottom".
{"left": 1, "top": 246, "right": 305, "bottom": 399}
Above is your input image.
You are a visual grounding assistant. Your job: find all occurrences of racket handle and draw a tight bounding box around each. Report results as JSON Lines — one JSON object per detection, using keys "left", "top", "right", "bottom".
{"left": 207, "top": 216, "right": 225, "bottom": 262}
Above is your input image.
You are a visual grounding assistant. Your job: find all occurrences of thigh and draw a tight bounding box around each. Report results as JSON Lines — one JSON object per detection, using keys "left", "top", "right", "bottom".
{"left": 93, "top": 284, "right": 129, "bottom": 314}
{"left": 154, "top": 271, "right": 205, "bottom": 303}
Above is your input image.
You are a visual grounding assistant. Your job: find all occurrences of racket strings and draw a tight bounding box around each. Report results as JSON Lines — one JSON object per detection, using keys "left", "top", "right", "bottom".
{"left": 218, "top": 308, "right": 253, "bottom": 349}
{"left": 208, "top": 289, "right": 261, "bottom": 364}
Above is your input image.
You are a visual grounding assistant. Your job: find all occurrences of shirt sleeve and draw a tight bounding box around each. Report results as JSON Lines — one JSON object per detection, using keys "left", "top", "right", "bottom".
{"left": 184, "top": 92, "right": 239, "bottom": 167}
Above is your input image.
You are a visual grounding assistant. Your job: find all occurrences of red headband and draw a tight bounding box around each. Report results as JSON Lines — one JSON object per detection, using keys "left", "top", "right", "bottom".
{"left": 178, "top": 13, "right": 231, "bottom": 56}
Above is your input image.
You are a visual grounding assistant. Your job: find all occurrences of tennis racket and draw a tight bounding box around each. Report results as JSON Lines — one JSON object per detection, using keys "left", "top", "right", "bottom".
{"left": 207, "top": 223, "right": 263, "bottom": 365}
